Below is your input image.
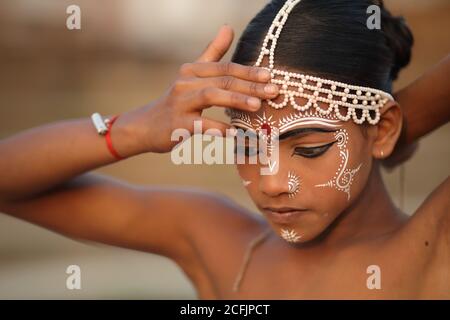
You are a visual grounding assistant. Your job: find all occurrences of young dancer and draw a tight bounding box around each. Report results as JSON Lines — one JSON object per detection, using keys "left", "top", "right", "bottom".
{"left": 0, "top": 0, "right": 448, "bottom": 299}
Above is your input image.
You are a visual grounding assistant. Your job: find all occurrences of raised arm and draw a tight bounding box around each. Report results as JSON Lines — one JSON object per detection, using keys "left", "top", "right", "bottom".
{"left": 384, "top": 55, "right": 450, "bottom": 168}
{"left": 0, "top": 25, "right": 278, "bottom": 266}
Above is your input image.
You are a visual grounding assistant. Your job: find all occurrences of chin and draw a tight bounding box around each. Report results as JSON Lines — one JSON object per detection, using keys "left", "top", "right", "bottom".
{"left": 273, "top": 220, "right": 332, "bottom": 245}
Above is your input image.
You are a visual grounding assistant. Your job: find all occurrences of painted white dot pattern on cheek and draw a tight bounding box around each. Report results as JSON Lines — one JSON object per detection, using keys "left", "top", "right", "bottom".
{"left": 287, "top": 171, "right": 300, "bottom": 198}
{"left": 314, "top": 129, "right": 363, "bottom": 201}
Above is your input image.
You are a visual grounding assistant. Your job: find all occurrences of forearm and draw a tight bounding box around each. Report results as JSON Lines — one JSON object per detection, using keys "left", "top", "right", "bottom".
{"left": 395, "top": 55, "right": 450, "bottom": 146}
{"left": 0, "top": 106, "right": 148, "bottom": 202}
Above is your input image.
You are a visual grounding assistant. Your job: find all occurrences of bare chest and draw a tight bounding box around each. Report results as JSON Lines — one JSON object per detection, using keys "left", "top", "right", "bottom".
{"left": 194, "top": 235, "right": 436, "bottom": 299}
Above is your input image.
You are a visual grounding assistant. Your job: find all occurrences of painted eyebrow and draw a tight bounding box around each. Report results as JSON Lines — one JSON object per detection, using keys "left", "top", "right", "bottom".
{"left": 278, "top": 127, "right": 338, "bottom": 141}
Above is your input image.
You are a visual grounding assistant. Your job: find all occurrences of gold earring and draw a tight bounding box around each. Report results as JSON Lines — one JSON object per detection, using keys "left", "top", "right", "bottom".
{"left": 380, "top": 150, "right": 384, "bottom": 158}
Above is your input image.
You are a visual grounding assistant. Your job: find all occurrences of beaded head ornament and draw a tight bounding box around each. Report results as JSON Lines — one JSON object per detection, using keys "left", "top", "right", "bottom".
{"left": 235, "top": 0, "right": 395, "bottom": 125}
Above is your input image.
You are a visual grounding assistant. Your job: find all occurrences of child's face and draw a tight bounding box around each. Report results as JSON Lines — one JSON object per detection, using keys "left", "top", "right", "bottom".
{"left": 233, "top": 100, "right": 376, "bottom": 244}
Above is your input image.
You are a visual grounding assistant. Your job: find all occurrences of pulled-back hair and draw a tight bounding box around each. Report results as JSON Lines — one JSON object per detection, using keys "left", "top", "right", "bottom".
{"left": 232, "top": 0, "right": 413, "bottom": 93}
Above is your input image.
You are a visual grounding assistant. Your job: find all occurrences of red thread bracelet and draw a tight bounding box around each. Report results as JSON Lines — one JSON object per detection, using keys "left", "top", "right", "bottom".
{"left": 105, "top": 115, "right": 126, "bottom": 161}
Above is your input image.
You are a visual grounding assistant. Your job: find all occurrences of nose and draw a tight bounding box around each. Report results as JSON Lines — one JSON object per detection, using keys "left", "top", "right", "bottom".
{"left": 258, "top": 168, "right": 290, "bottom": 197}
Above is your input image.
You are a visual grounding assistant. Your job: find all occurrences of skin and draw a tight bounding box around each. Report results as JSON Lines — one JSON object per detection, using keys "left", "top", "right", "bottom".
{"left": 0, "top": 25, "right": 449, "bottom": 299}
{"left": 235, "top": 110, "right": 375, "bottom": 244}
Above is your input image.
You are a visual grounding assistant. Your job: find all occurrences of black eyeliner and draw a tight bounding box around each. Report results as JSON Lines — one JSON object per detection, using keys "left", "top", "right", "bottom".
{"left": 291, "top": 140, "right": 338, "bottom": 158}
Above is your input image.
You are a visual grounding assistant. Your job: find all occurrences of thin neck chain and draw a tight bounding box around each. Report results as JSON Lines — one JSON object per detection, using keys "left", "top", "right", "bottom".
{"left": 232, "top": 227, "right": 272, "bottom": 293}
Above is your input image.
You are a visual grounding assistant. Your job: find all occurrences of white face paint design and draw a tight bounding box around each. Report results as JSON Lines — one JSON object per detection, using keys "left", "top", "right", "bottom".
{"left": 230, "top": 110, "right": 279, "bottom": 157}
{"left": 287, "top": 171, "right": 300, "bottom": 198}
{"left": 254, "top": 112, "right": 276, "bottom": 140}
{"left": 278, "top": 111, "right": 342, "bottom": 134}
{"left": 242, "top": 180, "right": 252, "bottom": 187}
{"left": 230, "top": 111, "right": 362, "bottom": 199}
{"left": 229, "top": 109, "right": 253, "bottom": 131}
{"left": 315, "top": 129, "right": 362, "bottom": 200}
{"left": 231, "top": 110, "right": 341, "bottom": 135}
{"left": 253, "top": 112, "right": 279, "bottom": 158}
{"left": 280, "top": 229, "right": 302, "bottom": 243}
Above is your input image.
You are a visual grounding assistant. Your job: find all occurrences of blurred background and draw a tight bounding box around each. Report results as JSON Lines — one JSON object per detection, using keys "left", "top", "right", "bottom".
{"left": 0, "top": 0, "right": 449, "bottom": 299}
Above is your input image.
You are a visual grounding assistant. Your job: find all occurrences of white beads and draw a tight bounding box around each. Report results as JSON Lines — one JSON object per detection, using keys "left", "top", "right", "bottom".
{"left": 251, "top": 0, "right": 393, "bottom": 126}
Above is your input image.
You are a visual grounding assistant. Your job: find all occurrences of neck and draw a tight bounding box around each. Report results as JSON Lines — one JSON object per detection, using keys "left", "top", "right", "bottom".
{"left": 317, "top": 161, "right": 408, "bottom": 248}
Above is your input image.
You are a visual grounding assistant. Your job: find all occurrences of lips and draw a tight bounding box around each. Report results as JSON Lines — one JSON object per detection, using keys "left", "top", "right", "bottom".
{"left": 262, "top": 207, "right": 307, "bottom": 224}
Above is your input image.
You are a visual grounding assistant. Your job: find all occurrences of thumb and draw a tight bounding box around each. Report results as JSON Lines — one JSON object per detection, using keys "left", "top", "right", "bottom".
{"left": 196, "top": 25, "right": 234, "bottom": 63}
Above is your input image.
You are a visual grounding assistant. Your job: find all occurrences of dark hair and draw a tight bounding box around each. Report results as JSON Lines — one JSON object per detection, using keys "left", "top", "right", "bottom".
{"left": 231, "top": 0, "right": 413, "bottom": 93}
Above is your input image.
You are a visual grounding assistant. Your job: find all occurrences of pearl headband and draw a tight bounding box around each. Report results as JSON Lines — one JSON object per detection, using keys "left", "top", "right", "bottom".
{"left": 250, "top": 0, "right": 394, "bottom": 125}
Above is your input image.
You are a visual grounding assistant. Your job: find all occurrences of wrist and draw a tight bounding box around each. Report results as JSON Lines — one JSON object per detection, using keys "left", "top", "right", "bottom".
{"left": 108, "top": 106, "right": 150, "bottom": 158}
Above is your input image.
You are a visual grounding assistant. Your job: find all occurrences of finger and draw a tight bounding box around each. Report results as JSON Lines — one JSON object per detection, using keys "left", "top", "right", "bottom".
{"left": 186, "top": 116, "right": 235, "bottom": 138}
{"left": 185, "top": 87, "right": 262, "bottom": 112}
{"left": 196, "top": 25, "right": 234, "bottom": 63}
{"left": 189, "top": 62, "right": 272, "bottom": 83}
{"left": 195, "top": 76, "right": 279, "bottom": 100}
{"left": 200, "top": 117, "right": 235, "bottom": 137}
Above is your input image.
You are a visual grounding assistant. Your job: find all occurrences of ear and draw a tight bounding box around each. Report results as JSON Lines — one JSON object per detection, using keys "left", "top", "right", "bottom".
{"left": 371, "top": 100, "right": 403, "bottom": 160}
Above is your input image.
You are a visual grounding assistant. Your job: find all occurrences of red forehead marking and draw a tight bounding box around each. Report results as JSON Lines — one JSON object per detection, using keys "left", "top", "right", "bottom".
{"left": 261, "top": 123, "right": 271, "bottom": 136}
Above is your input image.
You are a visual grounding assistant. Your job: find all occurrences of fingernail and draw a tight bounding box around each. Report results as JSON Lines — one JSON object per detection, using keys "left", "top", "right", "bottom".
{"left": 258, "top": 69, "right": 271, "bottom": 81}
{"left": 248, "top": 97, "right": 261, "bottom": 109}
{"left": 264, "top": 84, "right": 279, "bottom": 95}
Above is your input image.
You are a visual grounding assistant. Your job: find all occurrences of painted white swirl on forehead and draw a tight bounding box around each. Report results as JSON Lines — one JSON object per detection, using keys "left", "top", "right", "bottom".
{"left": 229, "top": 109, "right": 253, "bottom": 130}
{"left": 278, "top": 116, "right": 342, "bottom": 134}
{"left": 231, "top": 109, "right": 343, "bottom": 135}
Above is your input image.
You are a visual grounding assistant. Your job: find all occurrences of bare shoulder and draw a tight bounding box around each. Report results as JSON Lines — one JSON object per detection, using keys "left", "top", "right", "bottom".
{"left": 166, "top": 188, "right": 267, "bottom": 296}
{"left": 406, "top": 176, "right": 450, "bottom": 242}
{"left": 184, "top": 189, "right": 268, "bottom": 261}
{"left": 170, "top": 187, "right": 266, "bottom": 243}
{"left": 395, "top": 176, "right": 450, "bottom": 297}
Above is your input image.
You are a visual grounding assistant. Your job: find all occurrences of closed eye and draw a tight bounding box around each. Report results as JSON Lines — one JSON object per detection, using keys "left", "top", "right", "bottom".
{"left": 292, "top": 140, "right": 337, "bottom": 158}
